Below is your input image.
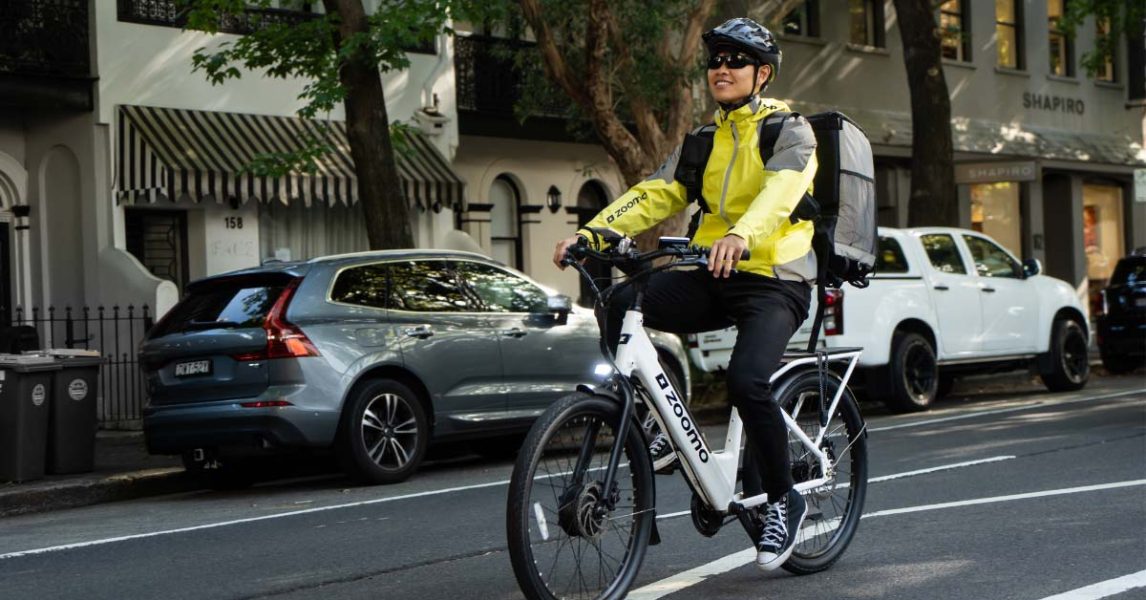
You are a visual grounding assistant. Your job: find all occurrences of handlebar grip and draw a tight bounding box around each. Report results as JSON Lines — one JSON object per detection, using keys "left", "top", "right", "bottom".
{"left": 739, "top": 249, "right": 751, "bottom": 261}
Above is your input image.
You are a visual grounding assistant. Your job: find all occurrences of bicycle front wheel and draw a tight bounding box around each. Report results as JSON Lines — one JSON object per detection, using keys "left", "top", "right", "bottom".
{"left": 776, "top": 370, "right": 869, "bottom": 575}
{"left": 507, "top": 392, "right": 655, "bottom": 600}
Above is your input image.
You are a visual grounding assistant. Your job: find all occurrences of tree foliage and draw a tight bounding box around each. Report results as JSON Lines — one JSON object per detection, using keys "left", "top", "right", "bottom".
{"left": 179, "top": 0, "right": 500, "bottom": 249}
{"left": 1059, "top": 0, "right": 1146, "bottom": 77}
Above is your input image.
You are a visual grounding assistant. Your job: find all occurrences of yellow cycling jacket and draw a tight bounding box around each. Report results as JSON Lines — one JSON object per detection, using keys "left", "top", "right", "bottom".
{"left": 578, "top": 98, "right": 818, "bottom": 281}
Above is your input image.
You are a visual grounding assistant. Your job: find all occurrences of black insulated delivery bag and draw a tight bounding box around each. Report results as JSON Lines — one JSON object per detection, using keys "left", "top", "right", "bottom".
{"left": 805, "top": 112, "right": 877, "bottom": 287}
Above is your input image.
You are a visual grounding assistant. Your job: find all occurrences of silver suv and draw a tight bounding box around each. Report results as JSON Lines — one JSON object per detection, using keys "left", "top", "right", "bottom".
{"left": 141, "top": 250, "right": 690, "bottom": 484}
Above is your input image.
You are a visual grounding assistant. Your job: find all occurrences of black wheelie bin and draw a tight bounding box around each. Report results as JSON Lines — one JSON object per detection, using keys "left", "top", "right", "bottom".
{"left": 0, "top": 354, "right": 61, "bottom": 482}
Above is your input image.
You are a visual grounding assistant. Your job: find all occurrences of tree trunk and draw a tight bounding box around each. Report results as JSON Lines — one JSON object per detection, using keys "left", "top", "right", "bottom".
{"left": 324, "top": 0, "right": 413, "bottom": 249}
{"left": 892, "top": 0, "right": 958, "bottom": 226}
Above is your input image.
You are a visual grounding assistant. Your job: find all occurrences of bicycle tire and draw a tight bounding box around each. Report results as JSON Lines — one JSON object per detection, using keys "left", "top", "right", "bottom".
{"left": 775, "top": 370, "right": 868, "bottom": 575}
{"left": 507, "top": 392, "right": 655, "bottom": 600}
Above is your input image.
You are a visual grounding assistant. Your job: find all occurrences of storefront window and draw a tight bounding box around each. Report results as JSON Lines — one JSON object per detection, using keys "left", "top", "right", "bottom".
{"left": 1083, "top": 183, "right": 1125, "bottom": 314}
{"left": 970, "top": 182, "right": 1022, "bottom": 259}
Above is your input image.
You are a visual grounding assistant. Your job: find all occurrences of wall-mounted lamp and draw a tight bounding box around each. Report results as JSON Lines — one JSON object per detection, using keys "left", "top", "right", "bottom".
{"left": 11, "top": 204, "right": 30, "bottom": 231}
{"left": 546, "top": 186, "right": 562, "bottom": 213}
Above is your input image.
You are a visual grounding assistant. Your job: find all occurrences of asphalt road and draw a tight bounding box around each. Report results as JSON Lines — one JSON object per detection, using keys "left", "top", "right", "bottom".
{"left": 1, "top": 375, "right": 1143, "bottom": 600}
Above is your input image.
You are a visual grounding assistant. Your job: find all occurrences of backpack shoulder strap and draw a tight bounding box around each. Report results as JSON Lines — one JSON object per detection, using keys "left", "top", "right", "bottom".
{"left": 674, "top": 123, "right": 717, "bottom": 213}
{"left": 757, "top": 111, "right": 794, "bottom": 166}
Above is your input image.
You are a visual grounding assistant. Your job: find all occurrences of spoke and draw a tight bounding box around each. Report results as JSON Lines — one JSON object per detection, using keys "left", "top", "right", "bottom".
{"left": 392, "top": 417, "right": 418, "bottom": 434}
{"left": 362, "top": 408, "right": 385, "bottom": 431}
{"left": 385, "top": 395, "right": 399, "bottom": 425}
{"left": 390, "top": 438, "right": 410, "bottom": 467}
{"left": 370, "top": 437, "right": 388, "bottom": 464}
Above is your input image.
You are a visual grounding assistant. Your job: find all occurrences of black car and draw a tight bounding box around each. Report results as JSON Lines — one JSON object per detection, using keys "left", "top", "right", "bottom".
{"left": 1097, "top": 248, "right": 1146, "bottom": 374}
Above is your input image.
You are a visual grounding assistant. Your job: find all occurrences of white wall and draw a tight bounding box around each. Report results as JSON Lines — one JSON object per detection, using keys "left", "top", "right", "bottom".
{"left": 91, "top": 4, "right": 462, "bottom": 286}
{"left": 93, "top": 4, "right": 459, "bottom": 155}
{"left": 454, "top": 135, "right": 626, "bottom": 297}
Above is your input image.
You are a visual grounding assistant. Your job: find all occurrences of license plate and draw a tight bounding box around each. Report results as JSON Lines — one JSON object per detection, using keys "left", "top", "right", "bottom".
{"left": 174, "top": 360, "right": 212, "bottom": 377}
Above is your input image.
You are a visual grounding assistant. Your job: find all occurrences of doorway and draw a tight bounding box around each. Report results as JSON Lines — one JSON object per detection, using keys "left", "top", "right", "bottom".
{"left": 125, "top": 208, "right": 190, "bottom": 292}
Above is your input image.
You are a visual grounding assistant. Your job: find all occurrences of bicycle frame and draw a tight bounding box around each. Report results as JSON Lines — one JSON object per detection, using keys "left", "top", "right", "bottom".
{"left": 612, "top": 308, "right": 862, "bottom": 514}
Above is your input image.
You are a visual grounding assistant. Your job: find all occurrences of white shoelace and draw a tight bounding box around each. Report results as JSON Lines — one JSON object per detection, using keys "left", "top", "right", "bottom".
{"left": 759, "top": 498, "right": 788, "bottom": 549}
{"left": 649, "top": 433, "right": 670, "bottom": 455}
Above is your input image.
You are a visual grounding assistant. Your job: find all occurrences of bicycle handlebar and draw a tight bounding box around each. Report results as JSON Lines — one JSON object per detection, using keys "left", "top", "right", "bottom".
{"left": 561, "top": 234, "right": 750, "bottom": 307}
{"left": 561, "top": 236, "right": 750, "bottom": 269}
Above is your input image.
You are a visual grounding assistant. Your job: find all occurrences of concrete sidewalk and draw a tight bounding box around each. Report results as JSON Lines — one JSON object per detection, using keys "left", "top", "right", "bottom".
{"left": 0, "top": 431, "right": 193, "bottom": 518}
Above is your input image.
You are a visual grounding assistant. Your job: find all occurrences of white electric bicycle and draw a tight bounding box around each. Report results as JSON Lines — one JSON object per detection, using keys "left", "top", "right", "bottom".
{"left": 506, "top": 235, "right": 869, "bottom": 600}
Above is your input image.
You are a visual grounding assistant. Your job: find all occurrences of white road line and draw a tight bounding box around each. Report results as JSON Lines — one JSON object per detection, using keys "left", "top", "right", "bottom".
{"left": 1037, "top": 570, "right": 1146, "bottom": 600}
{"left": 631, "top": 479, "right": 1146, "bottom": 600}
{"left": 627, "top": 549, "right": 756, "bottom": 600}
{"left": 863, "top": 455, "right": 1016, "bottom": 485}
{"left": 654, "top": 455, "right": 1017, "bottom": 521}
{"left": 869, "top": 389, "right": 1144, "bottom": 433}
{"left": 0, "top": 479, "right": 510, "bottom": 561}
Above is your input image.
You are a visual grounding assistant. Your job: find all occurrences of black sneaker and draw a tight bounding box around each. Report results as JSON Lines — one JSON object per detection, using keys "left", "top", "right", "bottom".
{"left": 754, "top": 488, "right": 808, "bottom": 571}
{"left": 648, "top": 432, "right": 677, "bottom": 474}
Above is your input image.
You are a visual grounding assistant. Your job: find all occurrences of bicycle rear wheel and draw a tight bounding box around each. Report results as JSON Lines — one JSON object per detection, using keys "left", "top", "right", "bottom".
{"left": 776, "top": 370, "right": 868, "bottom": 575}
{"left": 507, "top": 392, "right": 655, "bottom": 600}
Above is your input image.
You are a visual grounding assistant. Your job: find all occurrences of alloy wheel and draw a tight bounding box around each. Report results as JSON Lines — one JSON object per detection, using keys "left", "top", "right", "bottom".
{"left": 361, "top": 393, "right": 420, "bottom": 471}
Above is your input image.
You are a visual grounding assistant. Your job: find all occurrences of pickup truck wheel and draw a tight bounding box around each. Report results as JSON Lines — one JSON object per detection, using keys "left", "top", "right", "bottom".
{"left": 1039, "top": 319, "right": 1090, "bottom": 392}
{"left": 884, "top": 332, "right": 938, "bottom": 412}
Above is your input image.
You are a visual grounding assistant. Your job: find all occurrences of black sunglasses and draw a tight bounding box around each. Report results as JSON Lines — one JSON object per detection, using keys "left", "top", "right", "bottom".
{"left": 707, "top": 53, "right": 757, "bottom": 70}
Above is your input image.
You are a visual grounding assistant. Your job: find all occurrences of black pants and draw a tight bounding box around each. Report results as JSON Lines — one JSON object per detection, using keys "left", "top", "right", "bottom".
{"left": 604, "top": 268, "right": 811, "bottom": 498}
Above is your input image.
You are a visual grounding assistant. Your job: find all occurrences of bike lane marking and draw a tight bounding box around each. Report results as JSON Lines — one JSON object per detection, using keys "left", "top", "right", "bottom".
{"left": 1036, "top": 570, "right": 1146, "bottom": 600}
{"left": 629, "top": 479, "right": 1146, "bottom": 600}
{"left": 868, "top": 389, "right": 1143, "bottom": 433}
{"left": 0, "top": 454, "right": 1019, "bottom": 561}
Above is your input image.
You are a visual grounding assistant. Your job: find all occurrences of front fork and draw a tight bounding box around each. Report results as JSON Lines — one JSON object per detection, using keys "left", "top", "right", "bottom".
{"left": 571, "top": 376, "right": 661, "bottom": 544}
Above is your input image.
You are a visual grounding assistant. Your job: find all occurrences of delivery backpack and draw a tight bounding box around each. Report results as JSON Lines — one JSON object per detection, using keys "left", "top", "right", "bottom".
{"left": 674, "top": 110, "right": 878, "bottom": 350}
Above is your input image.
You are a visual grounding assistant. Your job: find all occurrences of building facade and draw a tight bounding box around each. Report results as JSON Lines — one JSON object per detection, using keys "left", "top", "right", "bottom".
{"left": 0, "top": 1, "right": 1143, "bottom": 423}
{"left": 759, "top": 0, "right": 1145, "bottom": 319}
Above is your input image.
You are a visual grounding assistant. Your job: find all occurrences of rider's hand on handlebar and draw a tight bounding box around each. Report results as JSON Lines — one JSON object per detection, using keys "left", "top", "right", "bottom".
{"left": 553, "top": 235, "right": 586, "bottom": 269}
{"left": 708, "top": 234, "right": 748, "bottom": 279}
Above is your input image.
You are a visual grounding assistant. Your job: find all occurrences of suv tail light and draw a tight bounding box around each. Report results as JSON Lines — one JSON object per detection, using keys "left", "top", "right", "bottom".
{"left": 233, "top": 278, "right": 320, "bottom": 361}
{"left": 823, "top": 288, "right": 844, "bottom": 336}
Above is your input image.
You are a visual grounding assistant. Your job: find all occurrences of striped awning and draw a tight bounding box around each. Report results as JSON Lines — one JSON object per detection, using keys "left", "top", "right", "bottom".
{"left": 115, "top": 105, "right": 465, "bottom": 210}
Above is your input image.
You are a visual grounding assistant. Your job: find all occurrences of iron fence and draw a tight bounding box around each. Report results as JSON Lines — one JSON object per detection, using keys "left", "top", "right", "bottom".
{"left": 13, "top": 305, "right": 153, "bottom": 429}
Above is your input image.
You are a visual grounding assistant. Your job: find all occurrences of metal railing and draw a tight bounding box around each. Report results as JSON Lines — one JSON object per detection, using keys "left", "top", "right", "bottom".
{"left": 0, "top": 0, "right": 91, "bottom": 77}
{"left": 13, "top": 305, "right": 153, "bottom": 429}
{"left": 117, "top": 0, "right": 318, "bottom": 35}
{"left": 454, "top": 35, "right": 572, "bottom": 118}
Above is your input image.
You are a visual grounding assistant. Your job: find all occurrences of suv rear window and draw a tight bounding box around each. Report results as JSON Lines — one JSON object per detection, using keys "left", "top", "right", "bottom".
{"left": 150, "top": 276, "right": 290, "bottom": 338}
{"left": 1111, "top": 256, "right": 1146, "bottom": 286}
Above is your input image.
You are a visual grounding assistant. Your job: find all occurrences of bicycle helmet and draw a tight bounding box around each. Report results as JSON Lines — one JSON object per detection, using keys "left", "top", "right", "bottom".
{"left": 702, "top": 18, "right": 781, "bottom": 95}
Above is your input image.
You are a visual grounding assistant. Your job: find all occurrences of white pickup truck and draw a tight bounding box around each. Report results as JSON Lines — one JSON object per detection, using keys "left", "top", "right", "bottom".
{"left": 687, "top": 227, "right": 1091, "bottom": 412}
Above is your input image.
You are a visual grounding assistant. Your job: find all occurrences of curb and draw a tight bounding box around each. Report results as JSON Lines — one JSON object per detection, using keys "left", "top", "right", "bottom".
{"left": 0, "top": 468, "right": 197, "bottom": 519}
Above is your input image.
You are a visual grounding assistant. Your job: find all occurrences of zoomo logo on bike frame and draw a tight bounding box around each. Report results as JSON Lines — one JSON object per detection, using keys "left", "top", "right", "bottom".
{"left": 655, "top": 373, "right": 708, "bottom": 462}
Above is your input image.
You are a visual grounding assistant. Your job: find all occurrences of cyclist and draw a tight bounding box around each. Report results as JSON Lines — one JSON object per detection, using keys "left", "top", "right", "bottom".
{"left": 553, "top": 17, "right": 817, "bottom": 571}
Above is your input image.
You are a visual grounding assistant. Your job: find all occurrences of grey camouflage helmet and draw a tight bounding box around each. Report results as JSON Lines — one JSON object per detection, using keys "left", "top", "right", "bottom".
{"left": 702, "top": 18, "right": 781, "bottom": 84}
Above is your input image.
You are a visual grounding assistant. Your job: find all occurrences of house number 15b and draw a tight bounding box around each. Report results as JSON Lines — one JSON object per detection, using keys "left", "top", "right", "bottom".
{"left": 224, "top": 217, "right": 244, "bottom": 229}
